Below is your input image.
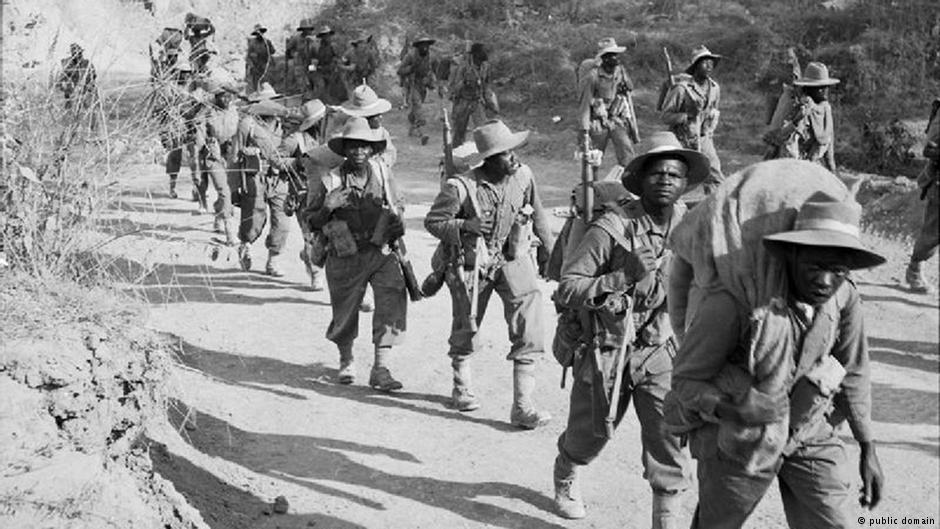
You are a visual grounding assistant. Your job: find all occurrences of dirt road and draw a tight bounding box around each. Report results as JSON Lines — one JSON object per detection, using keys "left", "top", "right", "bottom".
{"left": 104, "top": 111, "right": 939, "bottom": 529}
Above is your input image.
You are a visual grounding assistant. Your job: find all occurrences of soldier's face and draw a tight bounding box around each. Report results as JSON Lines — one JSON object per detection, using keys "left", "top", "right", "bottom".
{"left": 600, "top": 53, "right": 619, "bottom": 70}
{"left": 804, "top": 86, "right": 828, "bottom": 103}
{"left": 785, "top": 246, "right": 850, "bottom": 306}
{"left": 344, "top": 139, "right": 374, "bottom": 166}
{"left": 694, "top": 58, "right": 714, "bottom": 78}
{"left": 416, "top": 44, "right": 431, "bottom": 56}
{"left": 366, "top": 114, "right": 382, "bottom": 129}
{"left": 484, "top": 150, "right": 520, "bottom": 178}
{"left": 639, "top": 157, "right": 688, "bottom": 207}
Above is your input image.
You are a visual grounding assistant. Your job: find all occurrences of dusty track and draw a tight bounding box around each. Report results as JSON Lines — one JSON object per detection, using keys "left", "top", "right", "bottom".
{"left": 104, "top": 110, "right": 939, "bottom": 529}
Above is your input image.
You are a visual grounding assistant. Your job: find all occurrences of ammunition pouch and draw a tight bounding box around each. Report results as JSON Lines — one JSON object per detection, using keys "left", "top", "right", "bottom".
{"left": 307, "top": 231, "right": 329, "bottom": 267}
{"left": 322, "top": 219, "right": 358, "bottom": 258}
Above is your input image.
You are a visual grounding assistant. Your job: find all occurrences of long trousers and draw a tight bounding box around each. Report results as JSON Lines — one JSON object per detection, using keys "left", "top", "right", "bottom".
{"left": 692, "top": 428, "right": 853, "bottom": 529}
{"left": 444, "top": 256, "right": 543, "bottom": 363}
{"left": 557, "top": 341, "right": 690, "bottom": 494}
{"left": 325, "top": 246, "right": 407, "bottom": 348}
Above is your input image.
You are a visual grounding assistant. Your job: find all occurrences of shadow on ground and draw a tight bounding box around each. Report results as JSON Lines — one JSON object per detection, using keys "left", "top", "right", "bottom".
{"left": 148, "top": 438, "right": 369, "bottom": 529}
{"left": 164, "top": 402, "right": 566, "bottom": 529}
{"left": 165, "top": 334, "right": 516, "bottom": 432}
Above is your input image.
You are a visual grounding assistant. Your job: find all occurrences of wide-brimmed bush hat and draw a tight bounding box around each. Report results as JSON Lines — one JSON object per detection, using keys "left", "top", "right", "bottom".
{"left": 298, "top": 99, "right": 327, "bottom": 130}
{"left": 247, "top": 99, "right": 288, "bottom": 117}
{"left": 622, "top": 131, "right": 710, "bottom": 195}
{"left": 595, "top": 37, "right": 626, "bottom": 59}
{"left": 412, "top": 36, "right": 436, "bottom": 47}
{"left": 297, "top": 18, "right": 316, "bottom": 31}
{"left": 328, "top": 116, "right": 387, "bottom": 156}
{"left": 685, "top": 45, "right": 722, "bottom": 74}
{"left": 793, "top": 62, "right": 840, "bottom": 87}
{"left": 247, "top": 82, "right": 279, "bottom": 102}
{"left": 465, "top": 120, "right": 529, "bottom": 165}
{"left": 316, "top": 26, "right": 335, "bottom": 37}
{"left": 763, "top": 193, "right": 885, "bottom": 269}
{"left": 251, "top": 23, "right": 267, "bottom": 35}
{"left": 340, "top": 84, "right": 392, "bottom": 117}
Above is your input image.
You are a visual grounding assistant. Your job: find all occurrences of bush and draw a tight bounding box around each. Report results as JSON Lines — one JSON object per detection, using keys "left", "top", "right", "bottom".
{"left": 1, "top": 65, "right": 156, "bottom": 281}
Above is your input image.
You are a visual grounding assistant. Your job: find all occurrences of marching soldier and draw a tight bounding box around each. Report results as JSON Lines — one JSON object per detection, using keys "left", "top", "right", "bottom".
{"left": 577, "top": 38, "right": 639, "bottom": 167}
{"left": 551, "top": 132, "right": 703, "bottom": 525}
{"left": 449, "top": 43, "right": 499, "bottom": 146}
{"left": 190, "top": 74, "right": 241, "bottom": 245}
{"left": 764, "top": 62, "right": 840, "bottom": 172}
{"left": 398, "top": 36, "right": 437, "bottom": 145}
{"left": 283, "top": 99, "right": 328, "bottom": 291}
{"left": 424, "top": 120, "right": 554, "bottom": 429}
{"left": 661, "top": 45, "right": 724, "bottom": 191}
{"left": 245, "top": 24, "right": 276, "bottom": 93}
{"left": 286, "top": 18, "right": 319, "bottom": 95}
{"left": 312, "top": 26, "right": 347, "bottom": 104}
{"left": 57, "top": 43, "right": 99, "bottom": 128}
{"left": 151, "top": 60, "right": 196, "bottom": 199}
{"left": 304, "top": 117, "right": 408, "bottom": 391}
{"left": 906, "top": 97, "right": 940, "bottom": 294}
{"left": 231, "top": 90, "right": 292, "bottom": 276}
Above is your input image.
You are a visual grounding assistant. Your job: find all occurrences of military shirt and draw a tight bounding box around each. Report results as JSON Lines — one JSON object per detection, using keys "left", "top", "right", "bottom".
{"left": 555, "top": 199, "right": 685, "bottom": 350}
{"left": 398, "top": 51, "right": 435, "bottom": 90}
{"left": 424, "top": 164, "right": 553, "bottom": 257}
{"left": 450, "top": 58, "right": 490, "bottom": 101}
{"left": 661, "top": 77, "right": 721, "bottom": 147}
{"left": 667, "top": 282, "right": 874, "bottom": 445}
{"left": 578, "top": 63, "right": 634, "bottom": 130}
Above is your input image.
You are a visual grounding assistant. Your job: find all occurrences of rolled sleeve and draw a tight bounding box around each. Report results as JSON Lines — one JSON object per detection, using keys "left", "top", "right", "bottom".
{"left": 424, "top": 181, "right": 467, "bottom": 245}
{"left": 556, "top": 226, "right": 630, "bottom": 309}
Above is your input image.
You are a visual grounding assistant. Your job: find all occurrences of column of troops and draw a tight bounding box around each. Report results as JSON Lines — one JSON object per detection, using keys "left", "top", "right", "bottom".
{"left": 60, "top": 15, "right": 938, "bottom": 528}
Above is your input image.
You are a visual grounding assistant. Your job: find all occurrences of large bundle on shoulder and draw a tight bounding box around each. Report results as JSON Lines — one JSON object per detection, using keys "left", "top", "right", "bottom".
{"left": 667, "top": 158, "right": 850, "bottom": 473}
{"left": 669, "top": 158, "right": 849, "bottom": 330}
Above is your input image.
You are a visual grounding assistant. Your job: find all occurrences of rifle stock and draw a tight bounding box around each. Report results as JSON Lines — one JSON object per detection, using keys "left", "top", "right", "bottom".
{"left": 580, "top": 132, "right": 594, "bottom": 223}
{"left": 442, "top": 106, "right": 456, "bottom": 180}
{"left": 392, "top": 238, "right": 424, "bottom": 302}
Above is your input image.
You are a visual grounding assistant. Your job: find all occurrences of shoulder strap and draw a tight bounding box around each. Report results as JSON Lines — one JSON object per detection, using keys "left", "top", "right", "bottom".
{"left": 322, "top": 167, "right": 342, "bottom": 193}
{"left": 446, "top": 174, "right": 483, "bottom": 217}
{"left": 592, "top": 212, "right": 634, "bottom": 253}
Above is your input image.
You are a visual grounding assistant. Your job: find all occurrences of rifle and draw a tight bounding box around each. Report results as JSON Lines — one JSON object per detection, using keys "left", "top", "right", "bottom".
{"left": 580, "top": 131, "right": 594, "bottom": 223}
{"left": 442, "top": 107, "right": 456, "bottom": 181}
{"left": 655, "top": 47, "right": 676, "bottom": 112}
{"left": 281, "top": 162, "right": 308, "bottom": 217}
{"left": 377, "top": 165, "right": 424, "bottom": 302}
{"left": 393, "top": 238, "right": 424, "bottom": 302}
{"left": 468, "top": 236, "right": 485, "bottom": 332}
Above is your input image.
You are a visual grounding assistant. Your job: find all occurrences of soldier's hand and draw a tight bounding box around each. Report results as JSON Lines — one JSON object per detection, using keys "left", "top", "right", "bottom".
{"left": 387, "top": 213, "right": 405, "bottom": 241}
{"left": 733, "top": 387, "right": 789, "bottom": 426}
{"left": 462, "top": 216, "right": 494, "bottom": 236}
{"left": 859, "top": 442, "right": 884, "bottom": 509}
{"left": 622, "top": 246, "right": 657, "bottom": 283}
{"left": 324, "top": 188, "right": 352, "bottom": 211}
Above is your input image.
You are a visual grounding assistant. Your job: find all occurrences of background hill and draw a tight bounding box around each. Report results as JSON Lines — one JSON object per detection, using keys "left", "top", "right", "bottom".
{"left": 5, "top": 0, "right": 939, "bottom": 176}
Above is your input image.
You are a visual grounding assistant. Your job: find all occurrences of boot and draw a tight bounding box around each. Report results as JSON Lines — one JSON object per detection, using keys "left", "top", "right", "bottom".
{"left": 266, "top": 252, "right": 284, "bottom": 277}
{"left": 169, "top": 180, "right": 178, "bottom": 199}
{"left": 223, "top": 217, "right": 238, "bottom": 246}
{"left": 370, "top": 346, "right": 403, "bottom": 392}
{"left": 553, "top": 453, "right": 586, "bottom": 519}
{"left": 509, "top": 361, "right": 551, "bottom": 429}
{"left": 651, "top": 491, "right": 683, "bottom": 529}
{"left": 451, "top": 357, "right": 481, "bottom": 412}
{"left": 906, "top": 260, "right": 936, "bottom": 294}
{"left": 338, "top": 345, "right": 355, "bottom": 385}
{"left": 238, "top": 243, "right": 252, "bottom": 271}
